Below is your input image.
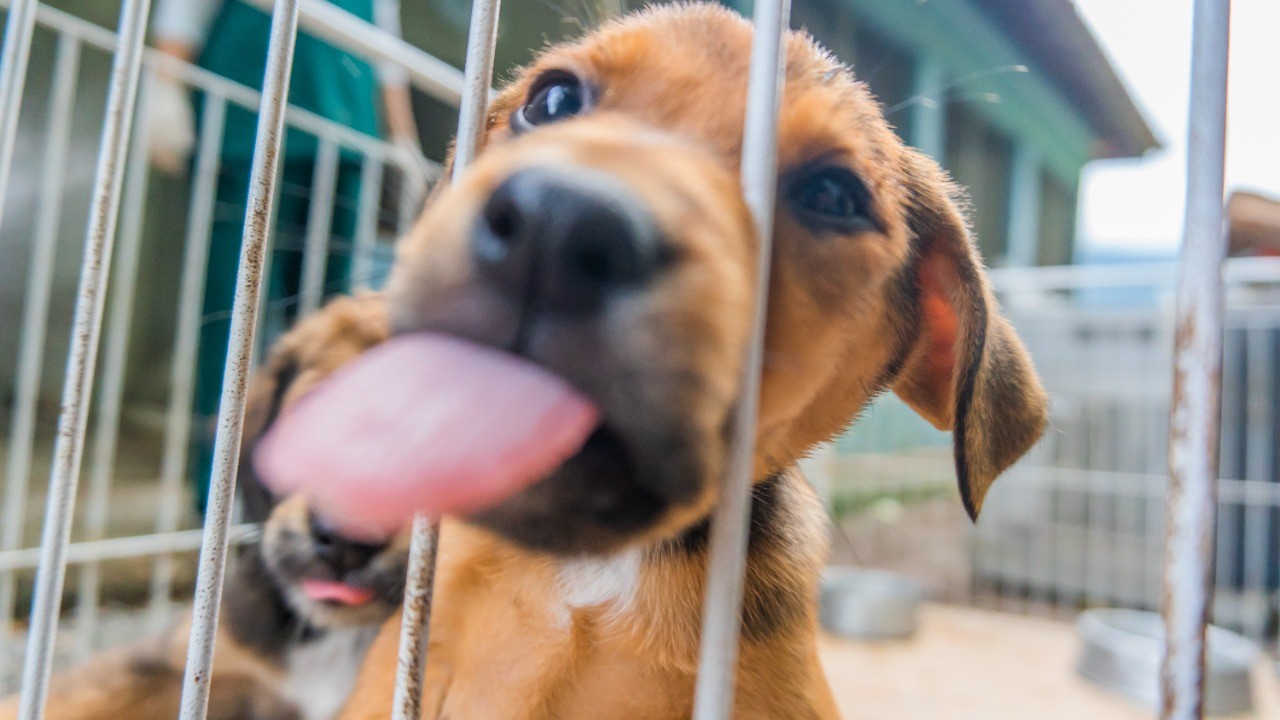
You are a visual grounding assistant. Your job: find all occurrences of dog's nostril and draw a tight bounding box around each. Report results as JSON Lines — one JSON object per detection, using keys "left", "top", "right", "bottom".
{"left": 569, "top": 244, "right": 613, "bottom": 283}
{"left": 483, "top": 193, "right": 519, "bottom": 242}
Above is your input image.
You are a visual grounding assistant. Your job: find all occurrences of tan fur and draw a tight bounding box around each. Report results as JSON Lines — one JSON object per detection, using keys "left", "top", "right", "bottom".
{"left": 239, "top": 5, "right": 1049, "bottom": 718}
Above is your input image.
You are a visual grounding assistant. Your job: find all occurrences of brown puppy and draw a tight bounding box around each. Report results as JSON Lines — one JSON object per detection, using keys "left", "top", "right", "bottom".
{"left": 251, "top": 5, "right": 1047, "bottom": 718}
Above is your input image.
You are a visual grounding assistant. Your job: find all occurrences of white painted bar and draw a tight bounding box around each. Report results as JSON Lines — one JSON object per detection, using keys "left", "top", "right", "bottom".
{"left": 0, "top": 0, "right": 39, "bottom": 232}
{"left": 240, "top": 0, "right": 466, "bottom": 105}
{"left": 1160, "top": 0, "right": 1231, "bottom": 717}
{"left": 691, "top": 1, "right": 790, "bottom": 718}
{"left": 0, "top": 526, "right": 258, "bottom": 575}
{"left": 0, "top": 31, "right": 80, "bottom": 689}
{"left": 147, "top": 92, "right": 228, "bottom": 630}
{"left": 299, "top": 138, "right": 341, "bottom": 315}
{"left": 350, "top": 155, "right": 385, "bottom": 290}
{"left": 176, "top": 2, "right": 302, "bottom": 718}
{"left": 73, "top": 70, "right": 158, "bottom": 660}
{"left": 15, "top": 0, "right": 155, "bottom": 716}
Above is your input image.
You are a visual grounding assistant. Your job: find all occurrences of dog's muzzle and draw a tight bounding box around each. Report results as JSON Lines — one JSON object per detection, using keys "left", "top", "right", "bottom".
{"left": 472, "top": 167, "right": 665, "bottom": 319}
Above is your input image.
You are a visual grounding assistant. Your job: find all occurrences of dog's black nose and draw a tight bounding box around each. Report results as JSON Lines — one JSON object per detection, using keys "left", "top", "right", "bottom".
{"left": 474, "top": 167, "right": 663, "bottom": 315}
{"left": 309, "top": 513, "right": 384, "bottom": 575}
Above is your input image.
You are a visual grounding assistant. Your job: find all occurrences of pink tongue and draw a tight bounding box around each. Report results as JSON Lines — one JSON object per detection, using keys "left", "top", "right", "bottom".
{"left": 254, "top": 333, "right": 599, "bottom": 537}
{"left": 301, "top": 579, "right": 375, "bottom": 606}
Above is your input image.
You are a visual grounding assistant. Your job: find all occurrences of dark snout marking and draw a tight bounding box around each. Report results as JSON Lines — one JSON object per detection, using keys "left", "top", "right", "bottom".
{"left": 473, "top": 167, "right": 666, "bottom": 319}
{"left": 309, "top": 512, "right": 387, "bottom": 575}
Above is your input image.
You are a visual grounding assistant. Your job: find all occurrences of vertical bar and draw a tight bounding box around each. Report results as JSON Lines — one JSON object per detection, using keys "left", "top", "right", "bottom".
{"left": 0, "top": 34, "right": 80, "bottom": 684}
{"left": 1241, "top": 326, "right": 1273, "bottom": 639}
{"left": 691, "top": 1, "right": 790, "bottom": 718}
{"left": 349, "top": 155, "right": 385, "bottom": 290}
{"left": 391, "top": 517, "right": 440, "bottom": 720}
{"left": 177, "top": 2, "right": 301, "bottom": 718}
{"left": 1160, "top": 0, "right": 1231, "bottom": 717}
{"left": 73, "top": 67, "right": 157, "bottom": 659}
{"left": 452, "top": 0, "right": 500, "bottom": 175}
{"left": 257, "top": 157, "right": 289, "bottom": 362}
{"left": 0, "top": 0, "right": 39, "bottom": 232}
{"left": 148, "top": 92, "right": 227, "bottom": 631}
{"left": 16, "top": 0, "right": 154, "bottom": 716}
{"left": 298, "top": 137, "right": 339, "bottom": 315}
{"left": 389, "top": 1, "right": 500, "bottom": 714}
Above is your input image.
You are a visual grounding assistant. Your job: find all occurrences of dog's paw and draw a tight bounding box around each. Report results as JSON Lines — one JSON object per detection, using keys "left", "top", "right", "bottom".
{"left": 245, "top": 291, "right": 391, "bottom": 439}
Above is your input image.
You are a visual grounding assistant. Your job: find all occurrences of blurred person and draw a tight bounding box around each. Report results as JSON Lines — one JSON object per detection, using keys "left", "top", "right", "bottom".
{"left": 150, "top": 0, "right": 420, "bottom": 511}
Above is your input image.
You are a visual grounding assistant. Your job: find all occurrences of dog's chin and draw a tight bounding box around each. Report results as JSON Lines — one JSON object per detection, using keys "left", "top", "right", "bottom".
{"left": 466, "top": 424, "right": 705, "bottom": 555}
{"left": 281, "top": 585, "right": 397, "bottom": 630}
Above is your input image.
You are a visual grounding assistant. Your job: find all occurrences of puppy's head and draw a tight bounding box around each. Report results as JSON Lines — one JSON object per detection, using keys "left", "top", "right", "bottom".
{"left": 382, "top": 4, "right": 1045, "bottom": 552}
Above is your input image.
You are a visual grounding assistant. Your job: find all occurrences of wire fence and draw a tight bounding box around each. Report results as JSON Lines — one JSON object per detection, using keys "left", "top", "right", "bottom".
{"left": 0, "top": 0, "right": 439, "bottom": 699}
{"left": 824, "top": 258, "right": 1280, "bottom": 664}
{"left": 0, "top": 0, "right": 1240, "bottom": 717}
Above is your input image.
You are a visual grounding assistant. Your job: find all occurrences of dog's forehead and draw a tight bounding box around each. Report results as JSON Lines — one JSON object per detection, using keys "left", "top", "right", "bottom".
{"left": 531, "top": 5, "right": 893, "bottom": 175}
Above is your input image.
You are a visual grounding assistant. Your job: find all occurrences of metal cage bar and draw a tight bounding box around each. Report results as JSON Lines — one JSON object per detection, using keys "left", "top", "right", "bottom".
{"left": 1160, "top": 0, "right": 1231, "bottom": 717}
{"left": 0, "top": 0, "right": 38, "bottom": 232}
{"left": 388, "top": 1, "right": 501, "bottom": 715}
{"left": 692, "top": 1, "right": 790, "bottom": 718}
{"left": 14, "top": 0, "right": 154, "bottom": 716}
{"left": 299, "top": 138, "right": 341, "bottom": 316}
{"left": 176, "top": 1, "right": 302, "bottom": 718}
{"left": 350, "top": 154, "right": 385, "bottom": 290}
{"left": 73, "top": 68, "right": 157, "bottom": 660}
{"left": 149, "top": 91, "right": 229, "bottom": 630}
{"left": 0, "top": 31, "right": 80, "bottom": 686}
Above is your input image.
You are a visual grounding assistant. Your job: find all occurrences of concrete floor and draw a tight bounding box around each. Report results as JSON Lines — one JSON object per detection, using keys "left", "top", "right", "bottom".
{"left": 821, "top": 604, "right": 1280, "bottom": 719}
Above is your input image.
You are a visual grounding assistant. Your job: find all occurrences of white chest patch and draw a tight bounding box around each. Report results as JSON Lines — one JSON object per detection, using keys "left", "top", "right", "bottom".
{"left": 281, "top": 626, "right": 378, "bottom": 720}
{"left": 557, "top": 548, "right": 644, "bottom": 613}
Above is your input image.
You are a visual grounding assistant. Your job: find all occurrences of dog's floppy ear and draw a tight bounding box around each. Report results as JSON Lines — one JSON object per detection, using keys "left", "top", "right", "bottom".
{"left": 891, "top": 149, "right": 1048, "bottom": 519}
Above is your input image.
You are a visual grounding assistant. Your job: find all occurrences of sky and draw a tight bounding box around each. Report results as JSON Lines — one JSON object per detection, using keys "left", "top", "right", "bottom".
{"left": 1069, "top": 0, "right": 1280, "bottom": 255}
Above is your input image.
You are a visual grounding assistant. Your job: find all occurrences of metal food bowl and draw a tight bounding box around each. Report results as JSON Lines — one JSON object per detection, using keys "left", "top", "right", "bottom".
{"left": 819, "top": 568, "right": 923, "bottom": 640}
{"left": 1076, "top": 609, "right": 1256, "bottom": 715}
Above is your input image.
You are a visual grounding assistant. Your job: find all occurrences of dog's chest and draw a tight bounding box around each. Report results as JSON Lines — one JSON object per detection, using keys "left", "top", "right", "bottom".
{"left": 280, "top": 626, "right": 377, "bottom": 720}
{"left": 556, "top": 548, "right": 644, "bottom": 615}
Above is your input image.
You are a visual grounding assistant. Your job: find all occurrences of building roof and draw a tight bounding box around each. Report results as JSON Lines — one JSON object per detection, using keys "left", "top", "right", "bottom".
{"left": 970, "top": 0, "right": 1160, "bottom": 159}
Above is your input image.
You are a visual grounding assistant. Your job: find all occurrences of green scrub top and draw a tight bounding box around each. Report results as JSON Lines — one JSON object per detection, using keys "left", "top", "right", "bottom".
{"left": 197, "top": 0, "right": 382, "bottom": 162}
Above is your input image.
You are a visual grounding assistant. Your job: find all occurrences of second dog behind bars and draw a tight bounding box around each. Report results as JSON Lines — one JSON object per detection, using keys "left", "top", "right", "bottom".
{"left": 0, "top": 336, "right": 409, "bottom": 720}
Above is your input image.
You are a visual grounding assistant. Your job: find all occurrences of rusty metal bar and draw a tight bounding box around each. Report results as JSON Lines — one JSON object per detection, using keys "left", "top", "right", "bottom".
{"left": 74, "top": 68, "right": 158, "bottom": 660}
{"left": 1160, "top": 0, "right": 1231, "bottom": 717}
{"left": 15, "top": 0, "right": 154, "bottom": 716}
{"left": 388, "top": 1, "right": 501, "bottom": 713}
{"left": 391, "top": 517, "right": 441, "bottom": 720}
{"left": 692, "top": 1, "right": 790, "bottom": 718}
{"left": 176, "top": 1, "right": 302, "bottom": 718}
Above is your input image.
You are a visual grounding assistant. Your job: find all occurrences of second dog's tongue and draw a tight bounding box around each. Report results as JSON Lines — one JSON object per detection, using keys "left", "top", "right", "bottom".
{"left": 255, "top": 334, "right": 599, "bottom": 536}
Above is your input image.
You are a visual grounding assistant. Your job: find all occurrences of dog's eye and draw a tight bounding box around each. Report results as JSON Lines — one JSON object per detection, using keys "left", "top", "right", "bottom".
{"left": 513, "top": 73, "right": 588, "bottom": 131}
{"left": 786, "top": 167, "right": 874, "bottom": 234}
